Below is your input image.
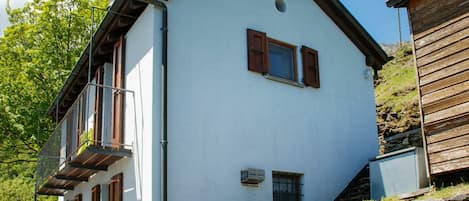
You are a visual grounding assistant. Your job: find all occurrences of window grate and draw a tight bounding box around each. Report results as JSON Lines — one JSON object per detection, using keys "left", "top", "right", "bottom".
{"left": 273, "top": 172, "right": 303, "bottom": 201}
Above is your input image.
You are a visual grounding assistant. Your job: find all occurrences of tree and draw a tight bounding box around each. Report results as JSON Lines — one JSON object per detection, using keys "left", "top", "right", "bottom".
{"left": 0, "top": 0, "right": 108, "bottom": 200}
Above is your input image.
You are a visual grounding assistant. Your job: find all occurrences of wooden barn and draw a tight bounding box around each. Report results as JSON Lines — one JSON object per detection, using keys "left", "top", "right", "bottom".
{"left": 387, "top": 0, "right": 469, "bottom": 177}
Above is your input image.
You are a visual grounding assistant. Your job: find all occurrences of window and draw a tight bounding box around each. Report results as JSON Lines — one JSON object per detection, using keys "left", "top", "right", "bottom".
{"left": 109, "top": 173, "right": 123, "bottom": 201}
{"left": 247, "top": 29, "right": 298, "bottom": 82}
{"left": 92, "top": 185, "right": 101, "bottom": 201}
{"left": 268, "top": 39, "right": 297, "bottom": 81}
{"left": 272, "top": 172, "right": 302, "bottom": 201}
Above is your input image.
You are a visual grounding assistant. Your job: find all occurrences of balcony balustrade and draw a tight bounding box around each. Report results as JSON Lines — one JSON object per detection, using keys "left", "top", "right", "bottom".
{"left": 36, "top": 83, "right": 134, "bottom": 196}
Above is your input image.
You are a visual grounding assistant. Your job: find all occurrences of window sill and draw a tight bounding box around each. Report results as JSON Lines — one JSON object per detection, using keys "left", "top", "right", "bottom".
{"left": 263, "top": 74, "right": 305, "bottom": 88}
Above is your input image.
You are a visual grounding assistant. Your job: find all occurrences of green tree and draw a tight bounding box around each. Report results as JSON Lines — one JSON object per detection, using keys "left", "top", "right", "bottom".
{"left": 0, "top": 0, "right": 108, "bottom": 200}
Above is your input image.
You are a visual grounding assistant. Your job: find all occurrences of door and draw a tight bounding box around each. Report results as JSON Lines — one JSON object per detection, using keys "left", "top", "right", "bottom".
{"left": 111, "top": 36, "right": 124, "bottom": 147}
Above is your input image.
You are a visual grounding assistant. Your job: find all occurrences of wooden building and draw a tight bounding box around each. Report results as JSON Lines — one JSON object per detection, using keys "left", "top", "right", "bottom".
{"left": 387, "top": 0, "right": 469, "bottom": 176}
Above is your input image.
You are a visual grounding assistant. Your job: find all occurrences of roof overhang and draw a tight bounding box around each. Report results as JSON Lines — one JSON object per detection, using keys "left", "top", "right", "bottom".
{"left": 386, "top": 0, "right": 410, "bottom": 8}
{"left": 47, "top": 0, "right": 148, "bottom": 120}
{"left": 314, "top": 0, "right": 391, "bottom": 70}
{"left": 49, "top": 0, "right": 391, "bottom": 121}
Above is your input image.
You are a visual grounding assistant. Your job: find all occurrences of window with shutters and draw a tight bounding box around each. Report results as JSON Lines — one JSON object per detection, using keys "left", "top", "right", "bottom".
{"left": 109, "top": 173, "right": 123, "bottom": 201}
{"left": 272, "top": 172, "right": 303, "bottom": 201}
{"left": 92, "top": 185, "right": 101, "bottom": 201}
{"left": 247, "top": 29, "right": 304, "bottom": 85}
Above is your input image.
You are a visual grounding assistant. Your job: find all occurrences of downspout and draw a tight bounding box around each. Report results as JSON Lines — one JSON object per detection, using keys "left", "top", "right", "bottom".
{"left": 136, "top": 0, "right": 168, "bottom": 201}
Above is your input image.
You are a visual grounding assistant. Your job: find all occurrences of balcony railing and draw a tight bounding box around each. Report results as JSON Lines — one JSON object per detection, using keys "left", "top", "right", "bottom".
{"left": 36, "top": 83, "right": 134, "bottom": 196}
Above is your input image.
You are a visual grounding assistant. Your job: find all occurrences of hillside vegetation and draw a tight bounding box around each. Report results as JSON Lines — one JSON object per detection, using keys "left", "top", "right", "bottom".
{"left": 375, "top": 43, "right": 421, "bottom": 140}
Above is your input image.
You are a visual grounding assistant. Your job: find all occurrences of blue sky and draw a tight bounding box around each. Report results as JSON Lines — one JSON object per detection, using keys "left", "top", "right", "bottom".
{"left": 1, "top": 0, "right": 410, "bottom": 44}
{"left": 341, "top": 0, "right": 410, "bottom": 44}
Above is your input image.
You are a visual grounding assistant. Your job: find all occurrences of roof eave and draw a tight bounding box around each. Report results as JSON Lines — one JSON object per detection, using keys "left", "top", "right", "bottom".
{"left": 47, "top": 0, "right": 148, "bottom": 120}
{"left": 314, "top": 0, "right": 391, "bottom": 70}
{"left": 386, "top": 0, "right": 409, "bottom": 8}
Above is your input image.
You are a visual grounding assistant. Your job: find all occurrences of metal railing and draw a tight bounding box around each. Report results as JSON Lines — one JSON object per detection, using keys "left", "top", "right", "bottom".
{"left": 36, "top": 83, "right": 135, "bottom": 191}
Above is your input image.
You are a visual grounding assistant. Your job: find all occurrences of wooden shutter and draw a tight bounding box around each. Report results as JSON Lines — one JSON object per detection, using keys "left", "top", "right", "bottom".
{"left": 94, "top": 67, "right": 104, "bottom": 146}
{"left": 247, "top": 29, "right": 268, "bottom": 74}
{"left": 92, "top": 185, "right": 101, "bottom": 201}
{"left": 76, "top": 97, "right": 85, "bottom": 149}
{"left": 66, "top": 114, "right": 74, "bottom": 157}
{"left": 109, "top": 173, "right": 123, "bottom": 201}
{"left": 111, "top": 36, "right": 125, "bottom": 148}
{"left": 301, "top": 46, "right": 320, "bottom": 88}
{"left": 74, "top": 194, "right": 82, "bottom": 201}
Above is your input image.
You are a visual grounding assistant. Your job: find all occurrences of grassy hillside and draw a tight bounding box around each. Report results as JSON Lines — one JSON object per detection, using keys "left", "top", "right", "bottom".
{"left": 375, "top": 43, "right": 421, "bottom": 138}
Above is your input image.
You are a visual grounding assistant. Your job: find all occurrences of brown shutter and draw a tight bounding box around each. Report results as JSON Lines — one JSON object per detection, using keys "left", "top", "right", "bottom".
{"left": 301, "top": 46, "right": 320, "bottom": 88}
{"left": 92, "top": 185, "right": 101, "bottom": 201}
{"left": 247, "top": 29, "right": 268, "bottom": 74}
{"left": 109, "top": 173, "right": 123, "bottom": 201}
{"left": 94, "top": 67, "right": 104, "bottom": 146}
{"left": 111, "top": 36, "right": 125, "bottom": 148}
{"left": 66, "top": 114, "right": 73, "bottom": 157}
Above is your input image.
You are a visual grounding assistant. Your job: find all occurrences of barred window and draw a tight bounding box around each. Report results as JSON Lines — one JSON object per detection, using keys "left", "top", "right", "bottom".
{"left": 272, "top": 172, "right": 303, "bottom": 201}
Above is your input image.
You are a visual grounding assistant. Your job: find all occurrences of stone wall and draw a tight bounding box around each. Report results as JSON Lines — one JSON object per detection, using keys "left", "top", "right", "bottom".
{"left": 379, "top": 128, "right": 423, "bottom": 154}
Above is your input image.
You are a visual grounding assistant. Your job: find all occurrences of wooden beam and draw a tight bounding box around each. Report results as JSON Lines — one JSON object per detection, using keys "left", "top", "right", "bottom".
{"left": 88, "top": 146, "right": 133, "bottom": 158}
{"left": 96, "top": 43, "right": 114, "bottom": 55}
{"left": 116, "top": 16, "right": 134, "bottom": 28}
{"left": 105, "top": 31, "right": 122, "bottom": 43}
{"left": 68, "top": 162, "right": 108, "bottom": 171}
{"left": 128, "top": 0, "right": 147, "bottom": 10}
{"left": 43, "top": 184, "right": 74, "bottom": 191}
{"left": 54, "top": 175, "right": 89, "bottom": 182}
{"left": 36, "top": 191, "right": 64, "bottom": 196}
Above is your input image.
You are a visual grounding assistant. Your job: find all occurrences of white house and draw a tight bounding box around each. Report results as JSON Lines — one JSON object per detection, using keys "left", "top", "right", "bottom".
{"left": 35, "top": 0, "right": 389, "bottom": 201}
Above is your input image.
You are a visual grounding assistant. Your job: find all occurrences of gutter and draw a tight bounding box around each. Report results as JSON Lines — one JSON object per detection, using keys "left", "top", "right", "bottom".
{"left": 136, "top": 1, "right": 168, "bottom": 201}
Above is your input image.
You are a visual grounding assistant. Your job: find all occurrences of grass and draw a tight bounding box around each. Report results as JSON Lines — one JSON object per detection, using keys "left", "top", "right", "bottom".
{"left": 372, "top": 183, "right": 469, "bottom": 201}
{"left": 375, "top": 43, "right": 421, "bottom": 135}
{"left": 415, "top": 183, "right": 469, "bottom": 200}
{"left": 375, "top": 44, "right": 417, "bottom": 113}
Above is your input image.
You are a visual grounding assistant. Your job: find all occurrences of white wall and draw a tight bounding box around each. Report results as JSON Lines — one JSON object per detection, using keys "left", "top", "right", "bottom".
{"left": 165, "top": 0, "right": 378, "bottom": 201}
{"left": 63, "top": 0, "right": 379, "bottom": 200}
{"left": 63, "top": 6, "right": 157, "bottom": 201}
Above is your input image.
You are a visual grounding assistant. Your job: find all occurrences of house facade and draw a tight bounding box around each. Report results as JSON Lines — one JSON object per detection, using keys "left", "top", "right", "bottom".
{"left": 36, "top": 0, "right": 388, "bottom": 201}
{"left": 387, "top": 0, "right": 469, "bottom": 177}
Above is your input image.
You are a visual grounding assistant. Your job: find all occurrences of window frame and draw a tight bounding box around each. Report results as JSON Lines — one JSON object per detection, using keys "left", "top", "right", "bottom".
{"left": 92, "top": 184, "right": 101, "bottom": 201}
{"left": 266, "top": 37, "right": 298, "bottom": 82}
{"left": 109, "top": 173, "right": 123, "bottom": 201}
{"left": 272, "top": 171, "right": 303, "bottom": 201}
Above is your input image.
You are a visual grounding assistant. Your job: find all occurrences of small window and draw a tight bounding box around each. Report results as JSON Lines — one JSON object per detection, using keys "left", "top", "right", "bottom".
{"left": 247, "top": 29, "right": 298, "bottom": 82}
{"left": 268, "top": 39, "right": 297, "bottom": 81}
{"left": 272, "top": 172, "right": 303, "bottom": 201}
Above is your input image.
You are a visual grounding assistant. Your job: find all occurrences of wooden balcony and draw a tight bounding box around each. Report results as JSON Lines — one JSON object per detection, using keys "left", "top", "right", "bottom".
{"left": 36, "top": 84, "right": 134, "bottom": 196}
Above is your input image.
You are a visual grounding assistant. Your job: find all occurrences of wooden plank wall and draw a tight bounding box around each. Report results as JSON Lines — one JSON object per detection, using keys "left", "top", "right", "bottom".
{"left": 408, "top": 0, "right": 469, "bottom": 175}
